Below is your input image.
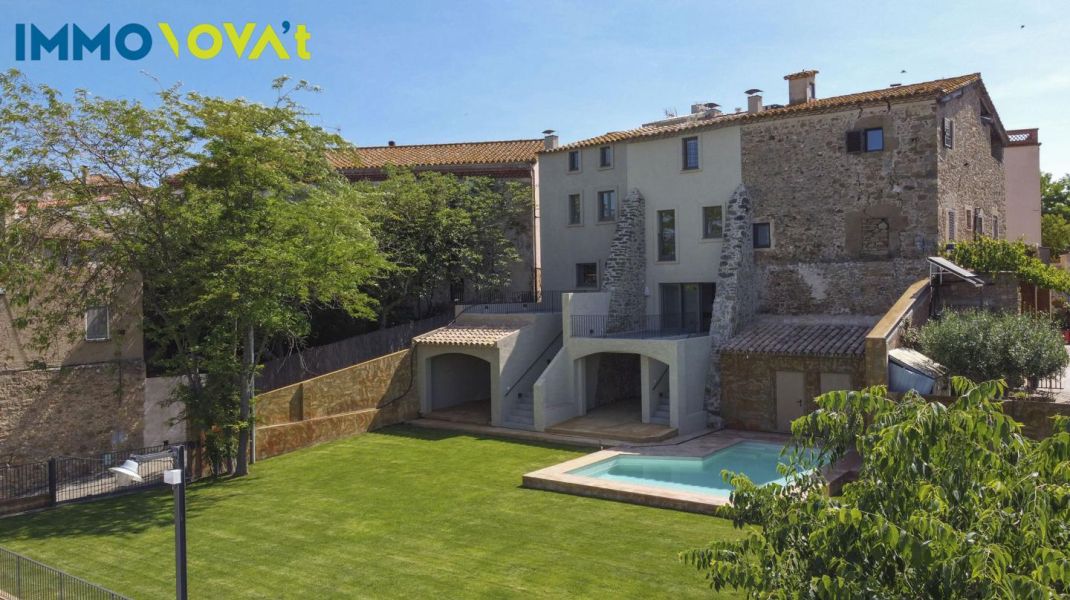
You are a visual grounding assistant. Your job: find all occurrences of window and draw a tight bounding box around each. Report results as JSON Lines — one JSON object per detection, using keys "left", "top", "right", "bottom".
{"left": 943, "top": 118, "right": 954, "bottom": 149}
{"left": 599, "top": 146, "right": 613, "bottom": 168}
{"left": 575, "top": 263, "right": 598, "bottom": 289}
{"left": 567, "top": 193, "right": 582, "bottom": 225}
{"left": 965, "top": 207, "right": 973, "bottom": 231}
{"left": 992, "top": 216, "right": 999, "bottom": 239}
{"left": 682, "top": 137, "right": 699, "bottom": 170}
{"left": 974, "top": 210, "right": 984, "bottom": 238}
{"left": 568, "top": 150, "right": 580, "bottom": 172}
{"left": 948, "top": 209, "right": 956, "bottom": 240}
{"left": 85, "top": 306, "right": 109, "bottom": 341}
{"left": 753, "top": 223, "right": 772, "bottom": 249}
{"left": 597, "top": 190, "right": 616, "bottom": 221}
{"left": 660, "top": 283, "right": 715, "bottom": 332}
{"left": 657, "top": 210, "right": 676, "bottom": 261}
{"left": 847, "top": 128, "right": 885, "bottom": 153}
{"left": 702, "top": 206, "right": 724, "bottom": 239}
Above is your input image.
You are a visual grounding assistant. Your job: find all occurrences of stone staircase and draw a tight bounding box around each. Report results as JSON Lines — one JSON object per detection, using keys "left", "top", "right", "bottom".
{"left": 650, "top": 393, "right": 670, "bottom": 425}
{"left": 503, "top": 393, "right": 535, "bottom": 430}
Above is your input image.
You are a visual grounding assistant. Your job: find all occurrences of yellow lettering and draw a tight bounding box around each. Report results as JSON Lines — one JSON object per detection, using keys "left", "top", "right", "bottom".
{"left": 223, "top": 22, "right": 256, "bottom": 58}
{"left": 188, "top": 24, "right": 223, "bottom": 59}
{"left": 157, "top": 23, "right": 180, "bottom": 57}
{"left": 295, "top": 24, "right": 311, "bottom": 60}
{"left": 248, "top": 25, "right": 290, "bottom": 60}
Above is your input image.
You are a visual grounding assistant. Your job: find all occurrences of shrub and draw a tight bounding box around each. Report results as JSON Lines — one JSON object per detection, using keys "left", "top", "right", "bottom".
{"left": 918, "top": 310, "right": 1068, "bottom": 388}
{"left": 945, "top": 237, "right": 1070, "bottom": 294}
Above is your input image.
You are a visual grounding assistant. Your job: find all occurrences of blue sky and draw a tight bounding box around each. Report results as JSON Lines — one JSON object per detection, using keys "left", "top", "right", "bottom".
{"left": 2, "top": 0, "right": 1069, "bottom": 174}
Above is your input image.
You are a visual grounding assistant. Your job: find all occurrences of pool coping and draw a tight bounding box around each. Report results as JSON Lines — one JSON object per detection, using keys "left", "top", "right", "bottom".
{"left": 522, "top": 429, "right": 857, "bottom": 515}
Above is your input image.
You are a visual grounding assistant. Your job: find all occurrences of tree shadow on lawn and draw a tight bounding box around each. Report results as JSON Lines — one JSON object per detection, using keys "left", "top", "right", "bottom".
{"left": 0, "top": 477, "right": 242, "bottom": 541}
{"left": 374, "top": 423, "right": 594, "bottom": 453}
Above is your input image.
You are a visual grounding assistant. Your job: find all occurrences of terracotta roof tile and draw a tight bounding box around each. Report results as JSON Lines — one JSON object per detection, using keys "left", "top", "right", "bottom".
{"left": 328, "top": 139, "right": 542, "bottom": 170}
{"left": 414, "top": 325, "right": 519, "bottom": 347}
{"left": 545, "top": 74, "right": 981, "bottom": 153}
{"left": 721, "top": 317, "right": 875, "bottom": 357}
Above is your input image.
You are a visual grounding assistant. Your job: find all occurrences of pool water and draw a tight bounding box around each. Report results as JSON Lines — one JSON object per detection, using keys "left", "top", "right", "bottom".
{"left": 567, "top": 441, "right": 808, "bottom": 498}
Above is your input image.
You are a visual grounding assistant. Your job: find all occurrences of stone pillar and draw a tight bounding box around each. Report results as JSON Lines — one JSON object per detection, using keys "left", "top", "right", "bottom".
{"left": 603, "top": 188, "right": 646, "bottom": 332}
{"left": 706, "top": 184, "right": 757, "bottom": 428}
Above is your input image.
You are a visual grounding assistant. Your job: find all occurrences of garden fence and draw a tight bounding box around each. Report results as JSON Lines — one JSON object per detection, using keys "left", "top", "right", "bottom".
{"left": 0, "top": 546, "right": 130, "bottom": 600}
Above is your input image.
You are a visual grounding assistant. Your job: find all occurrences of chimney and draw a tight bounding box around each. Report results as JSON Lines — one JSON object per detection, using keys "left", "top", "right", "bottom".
{"left": 542, "top": 129, "right": 559, "bottom": 151}
{"left": 745, "top": 88, "right": 764, "bottom": 114}
{"left": 784, "top": 70, "right": 818, "bottom": 105}
{"left": 387, "top": 140, "right": 396, "bottom": 147}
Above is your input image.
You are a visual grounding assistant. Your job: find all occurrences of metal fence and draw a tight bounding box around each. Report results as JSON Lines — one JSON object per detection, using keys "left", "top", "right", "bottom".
{"left": 570, "top": 314, "right": 709, "bottom": 339}
{"left": 256, "top": 312, "right": 454, "bottom": 392}
{"left": 0, "top": 546, "right": 130, "bottom": 600}
{"left": 456, "top": 289, "right": 564, "bottom": 314}
{"left": 0, "top": 443, "right": 196, "bottom": 517}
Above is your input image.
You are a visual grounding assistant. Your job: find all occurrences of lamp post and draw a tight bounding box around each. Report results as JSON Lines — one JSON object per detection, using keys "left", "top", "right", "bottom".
{"left": 109, "top": 445, "right": 188, "bottom": 600}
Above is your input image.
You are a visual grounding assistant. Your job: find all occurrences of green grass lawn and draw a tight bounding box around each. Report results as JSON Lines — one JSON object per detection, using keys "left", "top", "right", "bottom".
{"left": 0, "top": 426, "right": 742, "bottom": 599}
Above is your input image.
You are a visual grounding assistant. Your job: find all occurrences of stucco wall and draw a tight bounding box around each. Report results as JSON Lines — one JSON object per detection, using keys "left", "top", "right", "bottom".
{"left": 741, "top": 99, "right": 940, "bottom": 315}
{"left": 720, "top": 352, "right": 865, "bottom": 432}
{"left": 1004, "top": 142, "right": 1041, "bottom": 245}
{"left": 143, "top": 375, "right": 191, "bottom": 447}
{"left": 0, "top": 360, "right": 146, "bottom": 464}
{"left": 254, "top": 349, "right": 419, "bottom": 459}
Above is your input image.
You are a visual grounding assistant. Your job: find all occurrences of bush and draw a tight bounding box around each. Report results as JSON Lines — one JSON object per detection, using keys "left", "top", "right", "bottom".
{"left": 918, "top": 310, "right": 1068, "bottom": 388}
{"left": 945, "top": 237, "right": 1070, "bottom": 294}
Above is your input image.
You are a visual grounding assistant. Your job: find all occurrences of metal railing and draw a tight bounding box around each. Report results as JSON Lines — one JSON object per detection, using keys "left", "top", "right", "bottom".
{"left": 0, "top": 546, "right": 130, "bottom": 600}
{"left": 570, "top": 314, "right": 709, "bottom": 339}
{"left": 456, "top": 289, "right": 563, "bottom": 314}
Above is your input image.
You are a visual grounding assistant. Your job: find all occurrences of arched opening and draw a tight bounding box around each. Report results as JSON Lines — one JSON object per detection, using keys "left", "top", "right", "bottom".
{"left": 427, "top": 353, "right": 492, "bottom": 424}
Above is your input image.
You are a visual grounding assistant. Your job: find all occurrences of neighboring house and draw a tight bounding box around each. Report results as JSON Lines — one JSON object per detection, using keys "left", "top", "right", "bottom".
{"left": 415, "top": 70, "right": 1034, "bottom": 439}
{"left": 1004, "top": 128, "right": 1042, "bottom": 246}
{"left": 329, "top": 138, "right": 545, "bottom": 296}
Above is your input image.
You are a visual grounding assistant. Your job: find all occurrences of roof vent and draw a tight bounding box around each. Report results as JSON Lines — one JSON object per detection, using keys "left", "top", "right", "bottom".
{"left": 889, "top": 83, "right": 902, "bottom": 87}
{"left": 387, "top": 140, "right": 396, "bottom": 147}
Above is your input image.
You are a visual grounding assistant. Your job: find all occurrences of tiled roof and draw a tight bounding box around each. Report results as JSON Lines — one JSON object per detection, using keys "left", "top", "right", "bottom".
{"left": 414, "top": 325, "right": 519, "bottom": 347}
{"left": 545, "top": 74, "right": 981, "bottom": 153}
{"left": 721, "top": 317, "right": 874, "bottom": 357}
{"left": 328, "top": 139, "right": 542, "bottom": 170}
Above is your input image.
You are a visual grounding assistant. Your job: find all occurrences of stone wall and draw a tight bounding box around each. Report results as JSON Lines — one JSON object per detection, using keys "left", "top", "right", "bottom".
{"left": 936, "top": 273, "right": 1020, "bottom": 313}
{"left": 0, "top": 360, "right": 146, "bottom": 465}
{"left": 741, "top": 99, "right": 941, "bottom": 316}
{"left": 253, "top": 349, "right": 419, "bottom": 459}
{"left": 720, "top": 352, "right": 866, "bottom": 432}
{"left": 937, "top": 84, "right": 1006, "bottom": 242}
{"left": 591, "top": 353, "right": 642, "bottom": 408}
{"left": 1001, "top": 399, "right": 1070, "bottom": 439}
{"left": 705, "top": 184, "right": 757, "bottom": 425}
{"left": 603, "top": 189, "right": 646, "bottom": 331}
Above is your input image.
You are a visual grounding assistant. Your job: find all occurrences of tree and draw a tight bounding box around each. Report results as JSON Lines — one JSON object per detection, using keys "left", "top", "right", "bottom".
{"left": 917, "top": 310, "right": 1068, "bottom": 388}
{"left": 0, "top": 70, "right": 388, "bottom": 476}
{"left": 1041, "top": 172, "right": 1070, "bottom": 218}
{"left": 1043, "top": 213, "right": 1070, "bottom": 258}
{"left": 945, "top": 237, "right": 1070, "bottom": 293}
{"left": 684, "top": 379, "right": 1070, "bottom": 598}
{"left": 356, "top": 168, "right": 529, "bottom": 327}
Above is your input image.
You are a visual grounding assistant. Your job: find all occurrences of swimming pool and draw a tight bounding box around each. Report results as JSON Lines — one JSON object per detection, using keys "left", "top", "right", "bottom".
{"left": 567, "top": 441, "right": 807, "bottom": 498}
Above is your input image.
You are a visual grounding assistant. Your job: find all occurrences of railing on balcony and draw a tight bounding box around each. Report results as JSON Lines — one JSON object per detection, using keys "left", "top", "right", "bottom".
{"left": 570, "top": 314, "right": 708, "bottom": 339}
{"left": 457, "top": 289, "right": 564, "bottom": 314}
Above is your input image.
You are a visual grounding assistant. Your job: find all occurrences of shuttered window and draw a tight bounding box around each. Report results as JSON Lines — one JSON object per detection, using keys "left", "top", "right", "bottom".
{"left": 943, "top": 118, "right": 954, "bottom": 149}
{"left": 85, "top": 306, "right": 109, "bottom": 341}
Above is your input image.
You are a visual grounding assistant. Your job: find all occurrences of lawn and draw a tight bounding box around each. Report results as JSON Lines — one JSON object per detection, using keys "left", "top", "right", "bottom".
{"left": 0, "top": 426, "right": 742, "bottom": 599}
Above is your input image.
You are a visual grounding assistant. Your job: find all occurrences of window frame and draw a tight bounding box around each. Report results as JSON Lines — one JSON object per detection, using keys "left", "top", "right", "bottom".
{"left": 85, "top": 305, "right": 110, "bottom": 342}
{"left": 753, "top": 222, "right": 773, "bottom": 249}
{"left": 598, "top": 145, "right": 613, "bottom": 169}
{"left": 863, "top": 127, "right": 884, "bottom": 152}
{"left": 681, "top": 136, "right": 700, "bottom": 171}
{"left": 596, "top": 189, "right": 617, "bottom": 222}
{"left": 943, "top": 118, "right": 954, "bottom": 149}
{"left": 567, "top": 193, "right": 583, "bottom": 226}
{"left": 567, "top": 150, "right": 581, "bottom": 172}
{"left": 656, "top": 209, "right": 677, "bottom": 262}
{"left": 701, "top": 205, "right": 724, "bottom": 240}
{"left": 575, "top": 262, "right": 599, "bottom": 289}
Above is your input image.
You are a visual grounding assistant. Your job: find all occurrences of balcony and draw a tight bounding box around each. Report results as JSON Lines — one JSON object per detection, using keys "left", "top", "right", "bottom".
{"left": 570, "top": 314, "right": 709, "bottom": 339}
{"left": 457, "top": 289, "right": 564, "bottom": 314}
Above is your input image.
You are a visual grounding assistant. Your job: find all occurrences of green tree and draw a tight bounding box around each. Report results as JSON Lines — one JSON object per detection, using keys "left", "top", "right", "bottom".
{"left": 357, "top": 167, "right": 529, "bottom": 327}
{"left": 1042, "top": 213, "right": 1070, "bottom": 257}
{"left": 918, "top": 310, "right": 1068, "bottom": 388}
{"left": 1041, "top": 172, "right": 1070, "bottom": 218}
{"left": 684, "top": 379, "right": 1070, "bottom": 598}
{"left": 0, "top": 70, "right": 388, "bottom": 476}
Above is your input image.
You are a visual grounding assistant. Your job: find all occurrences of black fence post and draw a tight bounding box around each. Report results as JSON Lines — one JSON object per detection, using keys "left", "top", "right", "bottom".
{"left": 47, "top": 457, "right": 58, "bottom": 507}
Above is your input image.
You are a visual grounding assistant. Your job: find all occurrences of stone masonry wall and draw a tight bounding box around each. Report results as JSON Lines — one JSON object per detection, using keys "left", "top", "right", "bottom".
{"left": 705, "top": 184, "right": 757, "bottom": 426}
{"left": 603, "top": 188, "right": 646, "bottom": 331}
{"left": 741, "top": 98, "right": 941, "bottom": 316}
{"left": 937, "top": 85, "right": 1006, "bottom": 242}
{"left": 0, "top": 360, "right": 146, "bottom": 464}
{"left": 253, "top": 349, "right": 419, "bottom": 459}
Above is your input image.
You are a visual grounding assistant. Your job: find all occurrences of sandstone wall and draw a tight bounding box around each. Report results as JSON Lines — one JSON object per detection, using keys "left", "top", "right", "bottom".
{"left": 0, "top": 360, "right": 146, "bottom": 465}
{"left": 741, "top": 99, "right": 941, "bottom": 316}
{"left": 253, "top": 349, "right": 419, "bottom": 459}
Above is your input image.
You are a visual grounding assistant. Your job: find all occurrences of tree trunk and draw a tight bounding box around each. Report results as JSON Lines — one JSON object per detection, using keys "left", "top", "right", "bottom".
{"left": 234, "top": 324, "right": 255, "bottom": 477}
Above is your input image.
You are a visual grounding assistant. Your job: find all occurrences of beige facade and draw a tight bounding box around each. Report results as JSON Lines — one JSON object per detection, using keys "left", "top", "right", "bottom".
{"left": 1004, "top": 129, "right": 1042, "bottom": 245}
